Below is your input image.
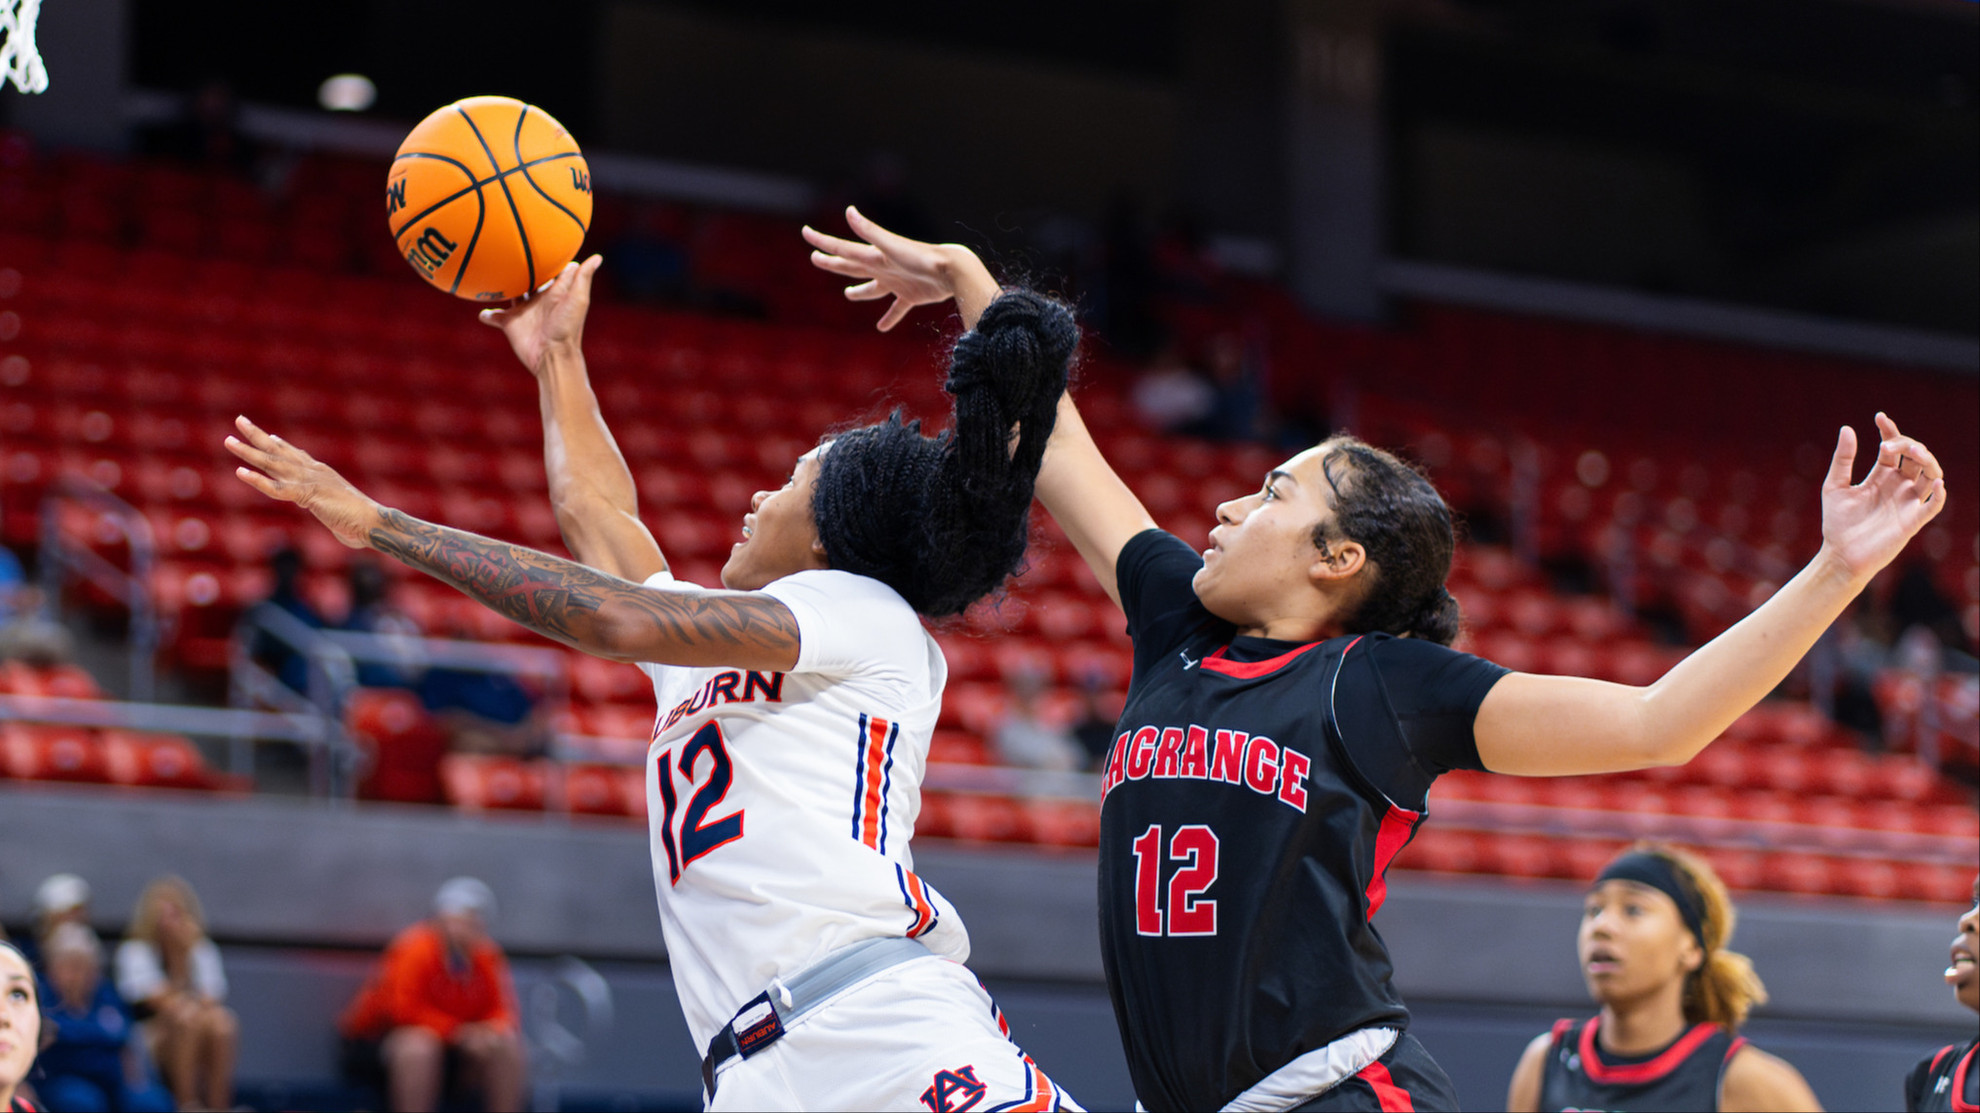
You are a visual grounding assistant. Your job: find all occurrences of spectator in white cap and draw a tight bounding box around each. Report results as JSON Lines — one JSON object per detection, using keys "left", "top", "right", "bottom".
{"left": 34, "top": 875, "right": 89, "bottom": 937}
{"left": 14, "top": 874, "right": 93, "bottom": 971}
{"left": 339, "top": 878, "right": 523, "bottom": 1112}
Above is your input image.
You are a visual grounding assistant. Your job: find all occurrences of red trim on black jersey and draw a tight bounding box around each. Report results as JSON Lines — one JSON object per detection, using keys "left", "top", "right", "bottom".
{"left": 1363, "top": 805, "right": 1420, "bottom": 920}
{"left": 1954, "top": 1042, "right": 1978, "bottom": 1113}
{"left": 1578, "top": 1017, "right": 1722, "bottom": 1085}
{"left": 1355, "top": 1059, "right": 1417, "bottom": 1112}
{"left": 1200, "top": 640, "right": 1325, "bottom": 678}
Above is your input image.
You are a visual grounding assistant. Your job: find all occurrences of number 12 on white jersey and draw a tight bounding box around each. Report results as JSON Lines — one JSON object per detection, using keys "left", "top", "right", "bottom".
{"left": 656, "top": 722, "right": 746, "bottom": 884}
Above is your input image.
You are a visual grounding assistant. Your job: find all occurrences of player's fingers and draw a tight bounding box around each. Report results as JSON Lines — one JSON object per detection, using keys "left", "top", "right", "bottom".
{"left": 477, "top": 307, "right": 511, "bottom": 329}
{"left": 802, "top": 225, "right": 872, "bottom": 257}
{"left": 1823, "top": 425, "right": 1857, "bottom": 491}
{"left": 845, "top": 206, "right": 908, "bottom": 250}
{"left": 877, "top": 297, "right": 911, "bottom": 332}
{"left": 1883, "top": 436, "right": 1943, "bottom": 483}
{"left": 233, "top": 466, "right": 284, "bottom": 500}
{"left": 811, "top": 251, "right": 877, "bottom": 279}
{"left": 234, "top": 415, "right": 283, "bottom": 453}
{"left": 1874, "top": 411, "right": 1901, "bottom": 443}
{"left": 843, "top": 280, "right": 888, "bottom": 302}
{"left": 222, "top": 434, "right": 276, "bottom": 470}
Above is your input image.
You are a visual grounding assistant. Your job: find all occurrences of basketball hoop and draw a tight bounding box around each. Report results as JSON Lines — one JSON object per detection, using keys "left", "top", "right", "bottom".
{"left": 0, "top": 0, "right": 49, "bottom": 94}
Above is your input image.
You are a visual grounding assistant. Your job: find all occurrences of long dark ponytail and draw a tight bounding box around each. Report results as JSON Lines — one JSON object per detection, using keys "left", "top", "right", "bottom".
{"left": 1313, "top": 435, "right": 1462, "bottom": 645}
{"left": 811, "top": 290, "right": 1077, "bottom": 616}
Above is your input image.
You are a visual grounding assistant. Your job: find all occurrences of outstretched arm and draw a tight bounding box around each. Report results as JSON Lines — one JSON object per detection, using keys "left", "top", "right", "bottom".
{"left": 1476, "top": 414, "right": 1947, "bottom": 776}
{"left": 479, "top": 255, "right": 667, "bottom": 584}
{"left": 805, "top": 209, "right": 1156, "bottom": 608}
{"left": 224, "top": 417, "right": 799, "bottom": 671}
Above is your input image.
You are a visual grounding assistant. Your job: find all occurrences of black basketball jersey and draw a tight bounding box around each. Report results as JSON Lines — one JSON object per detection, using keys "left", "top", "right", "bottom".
{"left": 1907, "top": 1038, "right": 1980, "bottom": 1113}
{"left": 1538, "top": 1017, "right": 1745, "bottom": 1112}
{"left": 1098, "top": 530, "right": 1507, "bottom": 1112}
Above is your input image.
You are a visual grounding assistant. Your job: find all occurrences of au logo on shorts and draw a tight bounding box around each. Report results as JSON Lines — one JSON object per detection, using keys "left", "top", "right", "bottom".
{"left": 920, "top": 1064, "right": 987, "bottom": 1112}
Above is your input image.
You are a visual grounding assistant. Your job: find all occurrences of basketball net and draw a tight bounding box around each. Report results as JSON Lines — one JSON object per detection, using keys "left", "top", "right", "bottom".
{"left": 0, "top": 0, "right": 49, "bottom": 94}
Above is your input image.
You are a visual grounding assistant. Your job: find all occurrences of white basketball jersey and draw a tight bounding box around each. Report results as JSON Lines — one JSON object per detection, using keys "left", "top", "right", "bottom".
{"left": 636, "top": 568, "right": 967, "bottom": 1052}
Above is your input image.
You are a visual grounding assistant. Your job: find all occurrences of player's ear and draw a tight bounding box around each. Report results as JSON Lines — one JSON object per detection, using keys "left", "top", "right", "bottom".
{"left": 1308, "top": 538, "right": 1365, "bottom": 584}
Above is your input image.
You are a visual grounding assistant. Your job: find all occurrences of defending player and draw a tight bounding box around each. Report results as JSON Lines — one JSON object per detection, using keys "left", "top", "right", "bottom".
{"left": 807, "top": 212, "right": 1949, "bottom": 1112}
{"left": 226, "top": 256, "right": 1081, "bottom": 1111}
{"left": 1904, "top": 875, "right": 1978, "bottom": 1113}
{"left": 1504, "top": 844, "right": 1821, "bottom": 1112}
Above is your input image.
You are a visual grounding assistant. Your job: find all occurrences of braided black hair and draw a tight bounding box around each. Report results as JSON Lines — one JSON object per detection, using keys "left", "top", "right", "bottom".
{"left": 812, "top": 290, "right": 1077, "bottom": 616}
{"left": 1312, "top": 435, "right": 1463, "bottom": 645}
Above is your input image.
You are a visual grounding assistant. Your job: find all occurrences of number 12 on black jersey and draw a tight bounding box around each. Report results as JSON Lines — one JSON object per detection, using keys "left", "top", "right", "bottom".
{"left": 1131, "top": 824, "right": 1220, "bottom": 936}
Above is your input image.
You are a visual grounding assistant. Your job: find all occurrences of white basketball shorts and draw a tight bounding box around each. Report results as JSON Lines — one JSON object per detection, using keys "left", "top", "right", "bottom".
{"left": 705, "top": 954, "right": 1082, "bottom": 1112}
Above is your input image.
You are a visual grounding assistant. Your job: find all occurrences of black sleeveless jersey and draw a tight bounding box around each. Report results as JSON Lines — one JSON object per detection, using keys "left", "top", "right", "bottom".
{"left": 1538, "top": 1017, "right": 1746, "bottom": 1112}
{"left": 1907, "top": 1038, "right": 1980, "bottom": 1113}
{"left": 1098, "top": 530, "right": 1508, "bottom": 1112}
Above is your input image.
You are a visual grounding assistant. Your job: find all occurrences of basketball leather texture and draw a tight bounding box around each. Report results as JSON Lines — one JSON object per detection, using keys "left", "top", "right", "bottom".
{"left": 387, "top": 95, "right": 592, "bottom": 301}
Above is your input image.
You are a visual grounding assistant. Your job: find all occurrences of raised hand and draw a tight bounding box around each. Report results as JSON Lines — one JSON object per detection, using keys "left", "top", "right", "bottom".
{"left": 478, "top": 254, "right": 604, "bottom": 375}
{"left": 1821, "top": 412, "right": 1948, "bottom": 583}
{"left": 225, "top": 416, "right": 383, "bottom": 550}
{"left": 803, "top": 206, "right": 999, "bottom": 331}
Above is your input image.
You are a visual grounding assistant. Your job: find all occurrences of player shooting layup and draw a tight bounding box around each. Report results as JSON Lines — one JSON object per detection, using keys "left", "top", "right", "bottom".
{"left": 226, "top": 250, "right": 1081, "bottom": 1111}
{"left": 808, "top": 214, "right": 1949, "bottom": 1112}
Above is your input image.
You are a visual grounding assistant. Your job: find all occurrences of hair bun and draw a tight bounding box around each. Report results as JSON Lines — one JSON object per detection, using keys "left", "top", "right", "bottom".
{"left": 946, "top": 290, "right": 1078, "bottom": 422}
{"left": 1407, "top": 585, "right": 1462, "bottom": 644}
{"left": 813, "top": 289, "right": 1078, "bottom": 617}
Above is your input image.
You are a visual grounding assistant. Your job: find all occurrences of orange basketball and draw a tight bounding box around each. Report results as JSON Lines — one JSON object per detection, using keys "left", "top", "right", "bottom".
{"left": 386, "top": 96, "right": 592, "bottom": 302}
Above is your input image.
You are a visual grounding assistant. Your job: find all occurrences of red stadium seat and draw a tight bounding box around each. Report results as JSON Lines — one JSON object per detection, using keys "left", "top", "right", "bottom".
{"left": 1, "top": 723, "right": 111, "bottom": 783}
{"left": 348, "top": 688, "right": 450, "bottom": 805}
{"left": 441, "top": 754, "right": 549, "bottom": 812}
{"left": 563, "top": 762, "right": 638, "bottom": 818}
{"left": 1394, "top": 826, "right": 1484, "bottom": 875}
{"left": 943, "top": 794, "right": 1030, "bottom": 843}
{"left": 1025, "top": 798, "right": 1101, "bottom": 848}
{"left": 928, "top": 729, "right": 990, "bottom": 766}
{"left": 100, "top": 730, "right": 223, "bottom": 791}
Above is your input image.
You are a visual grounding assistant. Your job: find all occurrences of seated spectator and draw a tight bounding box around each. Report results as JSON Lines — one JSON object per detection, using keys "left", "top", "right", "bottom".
{"left": 34, "top": 924, "right": 171, "bottom": 1113}
{"left": 1129, "top": 344, "right": 1217, "bottom": 435}
{"left": 0, "top": 587, "right": 76, "bottom": 668}
{"left": 340, "top": 879, "right": 524, "bottom": 1113}
{"left": 2, "top": 939, "right": 44, "bottom": 1113}
{"left": 115, "top": 877, "right": 236, "bottom": 1112}
{"left": 250, "top": 545, "right": 326, "bottom": 695}
{"left": 341, "top": 558, "right": 425, "bottom": 690}
{"left": 991, "top": 668, "right": 1082, "bottom": 773}
{"left": 1068, "top": 672, "right": 1121, "bottom": 773}
{"left": 417, "top": 614, "right": 549, "bottom": 759}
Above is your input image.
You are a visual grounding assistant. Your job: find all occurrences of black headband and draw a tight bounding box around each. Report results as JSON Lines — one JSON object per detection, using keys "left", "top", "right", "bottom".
{"left": 1596, "top": 852, "right": 1706, "bottom": 947}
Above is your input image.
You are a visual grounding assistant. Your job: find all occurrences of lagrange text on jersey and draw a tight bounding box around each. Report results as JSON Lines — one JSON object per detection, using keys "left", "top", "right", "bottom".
{"left": 1100, "top": 723, "right": 1312, "bottom": 812}
{"left": 654, "top": 669, "right": 786, "bottom": 736}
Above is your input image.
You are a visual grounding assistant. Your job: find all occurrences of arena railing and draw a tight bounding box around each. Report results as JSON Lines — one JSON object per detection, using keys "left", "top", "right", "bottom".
{"left": 37, "top": 477, "right": 159, "bottom": 701}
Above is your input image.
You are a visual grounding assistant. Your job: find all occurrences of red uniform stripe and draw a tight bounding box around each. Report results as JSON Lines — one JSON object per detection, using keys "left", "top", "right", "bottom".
{"left": 1578, "top": 1018, "right": 1722, "bottom": 1085}
{"left": 1200, "top": 640, "right": 1325, "bottom": 678}
{"left": 1363, "top": 804, "right": 1420, "bottom": 920}
{"left": 1001, "top": 1056, "right": 1057, "bottom": 1112}
{"left": 858, "top": 716, "right": 890, "bottom": 849}
{"left": 1952, "top": 1043, "right": 1978, "bottom": 1113}
{"left": 1355, "top": 1060, "right": 1415, "bottom": 1113}
{"left": 902, "top": 869, "right": 936, "bottom": 936}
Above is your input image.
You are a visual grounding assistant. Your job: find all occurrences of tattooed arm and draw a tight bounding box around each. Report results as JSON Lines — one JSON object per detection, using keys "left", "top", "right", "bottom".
{"left": 224, "top": 416, "right": 800, "bottom": 671}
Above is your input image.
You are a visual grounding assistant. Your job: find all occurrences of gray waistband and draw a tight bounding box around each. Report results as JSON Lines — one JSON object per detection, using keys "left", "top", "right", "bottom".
{"left": 768, "top": 935, "right": 935, "bottom": 1027}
